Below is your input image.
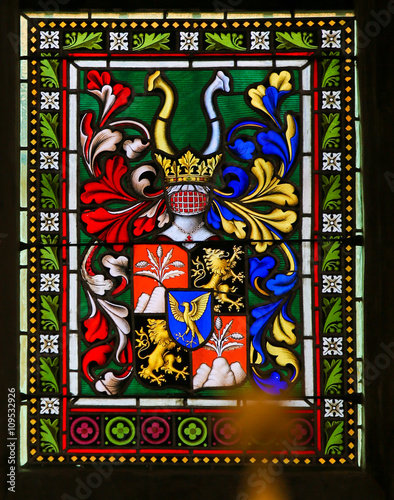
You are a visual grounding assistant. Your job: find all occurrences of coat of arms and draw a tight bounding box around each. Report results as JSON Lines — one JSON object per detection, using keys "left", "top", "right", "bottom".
{"left": 80, "top": 67, "right": 299, "bottom": 396}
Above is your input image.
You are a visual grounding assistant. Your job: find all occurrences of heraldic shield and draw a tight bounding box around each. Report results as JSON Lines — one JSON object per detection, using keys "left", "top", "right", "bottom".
{"left": 166, "top": 290, "right": 214, "bottom": 349}
{"left": 132, "top": 243, "right": 247, "bottom": 391}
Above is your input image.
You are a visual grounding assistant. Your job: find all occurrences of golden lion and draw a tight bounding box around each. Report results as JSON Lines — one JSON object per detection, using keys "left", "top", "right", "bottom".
{"left": 136, "top": 318, "right": 189, "bottom": 385}
{"left": 192, "top": 246, "right": 244, "bottom": 312}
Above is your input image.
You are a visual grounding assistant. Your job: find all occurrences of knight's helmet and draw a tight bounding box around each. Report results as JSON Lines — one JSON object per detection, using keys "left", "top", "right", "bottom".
{"left": 147, "top": 70, "right": 231, "bottom": 216}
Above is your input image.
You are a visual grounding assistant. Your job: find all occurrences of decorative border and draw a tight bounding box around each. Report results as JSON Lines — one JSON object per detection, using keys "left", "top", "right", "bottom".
{"left": 19, "top": 12, "right": 362, "bottom": 467}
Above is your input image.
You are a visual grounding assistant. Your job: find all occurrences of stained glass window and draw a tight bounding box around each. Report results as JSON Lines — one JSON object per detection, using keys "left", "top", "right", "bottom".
{"left": 19, "top": 11, "right": 363, "bottom": 467}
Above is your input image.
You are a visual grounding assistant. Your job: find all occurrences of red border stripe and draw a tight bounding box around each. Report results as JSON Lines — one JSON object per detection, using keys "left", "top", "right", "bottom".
{"left": 193, "top": 450, "right": 243, "bottom": 455}
{"left": 62, "top": 182, "right": 66, "bottom": 210}
{"left": 194, "top": 409, "right": 239, "bottom": 413}
{"left": 62, "top": 151, "right": 67, "bottom": 181}
{"left": 314, "top": 240, "right": 319, "bottom": 261}
{"left": 140, "top": 409, "right": 190, "bottom": 413}
{"left": 62, "top": 59, "right": 67, "bottom": 88}
{"left": 62, "top": 325, "right": 67, "bottom": 384}
{"left": 69, "top": 51, "right": 313, "bottom": 58}
{"left": 70, "top": 408, "right": 138, "bottom": 413}
{"left": 317, "top": 409, "right": 322, "bottom": 451}
{"left": 62, "top": 267, "right": 67, "bottom": 324}
{"left": 285, "top": 409, "right": 314, "bottom": 414}
{"left": 313, "top": 59, "right": 318, "bottom": 88}
{"left": 314, "top": 114, "right": 319, "bottom": 171}
{"left": 291, "top": 450, "right": 316, "bottom": 455}
{"left": 68, "top": 53, "right": 109, "bottom": 57}
{"left": 143, "top": 449, "right": 189, "bottom": 454}
{"left": 67, "top": 449, "right": 137, "bottom": 454}
{"left": 316, "top": 348, "right": 321, "bottom": 397}
{"left": 314, "top": 264, "right": 318, "bottom": 283}
{"left": 314, "top": 174, "right": 320, "bottom": 231}
{"left": 315, "top": 310, "right": 320, "bottom": 344}
{"left": 62, "top": 90, "right": 67, "bottom": 148}
{"left": 62, "top": 212, "right": 67, "bottom": 238}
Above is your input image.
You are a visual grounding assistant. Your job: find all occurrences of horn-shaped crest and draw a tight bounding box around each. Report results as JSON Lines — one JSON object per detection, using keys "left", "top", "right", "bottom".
{"left": 148, "top": 70, "right": 231, "bottom": 183}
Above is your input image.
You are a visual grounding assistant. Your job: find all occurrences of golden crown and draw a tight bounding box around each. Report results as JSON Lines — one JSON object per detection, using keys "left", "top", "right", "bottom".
{"left": 155, "top": 151, "right": 222, "bottom": 183}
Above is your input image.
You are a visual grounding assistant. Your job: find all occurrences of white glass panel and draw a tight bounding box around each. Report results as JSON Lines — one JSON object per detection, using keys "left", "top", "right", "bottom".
{"left": 20, "top": 84, "right": 28, "bottom": 148}
{"left": 192, "top": 61, "right": 234, "bottom": 68}
{"left": 20, "top": 60, "right": 28, "bottom": 80}
{"left": 69, "top": 94, "right": 77, "bottom": 150}
{"left": 276, "top": 59, "right": 307, "bottom": 67}
{"left": 302, "top": 64, "right": 311, "bottom": 91}
{"left": 69, "top": 273, "right": 78, "bottom": 331}
{"left": 304, "top": 339, "right": 314, "bottom": 396}
{"left": 19, "top": 405, "right": 28, "bottom": 466}
{"left": 69, "top": 333, "right": 79, "bottom": 371}
{"left": 74, "top": 60, "right": 107, "bottom": 68}
{"left": 20, "top": 17, "right": 28, "bottom": 57}
{"left": 20, "top": 336, "right": 27, "bottom": 391}
{"left": 302, "top": 155, "right": 312, "bottom": 214}
{"left": 69, "top": 154, "right": 77, "bottom": 210}
{"left": 69, "top": 372, "right": 79, "bottom": 395}
{"left": 20, "top": 211, "right": 27, "bottom": 243}
{"left": 109, "top": 61, "right": 188, "bottom": 68}
{"left": 139, "top": 398, "right": 184, "bottom": 406}
{"left": 74, "top": 398, "right": 138, "bottom": 406}
{"left": 303, "top": 95, "right": 312, "bottom": 153}
{"left": 20, "top": 270, "right": 27, "bottom": 332}
{"left": 20, "top": 151, "right": 28, "bottom": 208}
{"left": 69, "top": 64, "right": 78, "bottom": 90}
{"left": 302, "top": 278, "right": 312, "bottom": 337}
{"left": 237, "top": 60, "right": 273, "bottom": 67}
{"left": 187, "top": 399, "right": 237, "bottom": 407}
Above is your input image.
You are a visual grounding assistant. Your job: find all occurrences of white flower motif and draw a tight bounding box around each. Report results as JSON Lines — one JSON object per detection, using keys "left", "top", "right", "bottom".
{"left": 322, "top": 213, "right": 342, "bottom": 232}
{"left": 41, "top": 91, "right": 60, "bottom": 110}
{"left": 40, "top": 334, "right": 59, "bottom": 354}
{"left": 40, "top": 398, "right": 60, "bottom": 415}
{"left": 40, "top": 273, "right": 60, "bottom": 292}
{"left": 180, "top": 32, "right": 199, "bottom": 51}
{"left": 322, "top": 275, "right": 342, "bottom": 294}
{"left": 250, "top": 31, "right": 270, "bottom": 50}
{"left": 324, "top": 399, "right": 344, "bottom": 417}
{"left": 322, "top": 152, "right": 341, "bottom": 171}
{"left": 109, "top": 32, "right": 129, "bottom": 51}
{"left": 40, "top": 212, "right": 59, "bottom": 231}
{"left": 323, "top": 337, "right": 343, "bottom": 356}
{"left": 321, "top": 30, "right": 341, "bottom": 49}
{"left": 40, "top": 31, "right": 60, "bottom": 50}
{"left": 40, "top": 151, "right": 59, "bottom": 170}
{"left": 322, "top": 90, "right": 341, "bottom": 110}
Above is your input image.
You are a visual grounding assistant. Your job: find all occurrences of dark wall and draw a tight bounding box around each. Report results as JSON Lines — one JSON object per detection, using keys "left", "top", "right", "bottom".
{"left": 1, "top": 1, "right": 393, "bottom": 499}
